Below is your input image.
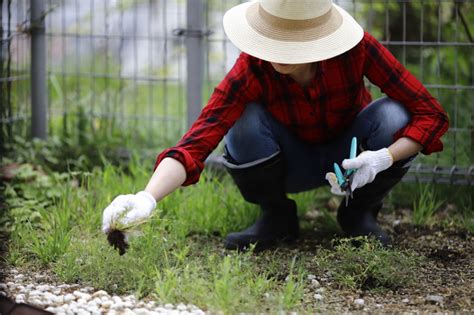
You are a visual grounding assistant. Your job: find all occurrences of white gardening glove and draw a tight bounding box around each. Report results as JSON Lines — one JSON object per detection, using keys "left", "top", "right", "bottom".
{"left": 101, "top": 191, "right": 157, "bottom": 234}
{"left": 342, "top": 148, "right": 394, "bottom": 192}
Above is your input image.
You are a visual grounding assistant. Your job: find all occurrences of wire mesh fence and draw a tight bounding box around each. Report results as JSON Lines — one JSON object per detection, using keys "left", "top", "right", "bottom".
{"left": 1, "top": 0, "right": 473, "bottom": 185}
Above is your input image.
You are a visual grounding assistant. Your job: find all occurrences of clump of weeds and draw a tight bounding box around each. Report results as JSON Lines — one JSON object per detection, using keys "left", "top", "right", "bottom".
{"left": 314, "top": 237, "right": 422, "bottom": 291}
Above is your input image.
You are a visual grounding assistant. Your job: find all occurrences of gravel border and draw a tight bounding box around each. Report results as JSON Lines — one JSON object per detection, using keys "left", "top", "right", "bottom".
{"left": 1, "top": 268, "right": 206, "bottom": 315}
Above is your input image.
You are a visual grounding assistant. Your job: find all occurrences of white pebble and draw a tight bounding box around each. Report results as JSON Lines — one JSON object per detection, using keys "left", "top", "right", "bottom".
{"left": 313, "top": 293, "right": 323, "bottom": 301}
{"left": 354, "top": 298, "right": 365, "bottom": 306}
{"left": 112, "top": 295, "right": 122, "bottom": 304}
{"left": 0, "top": 283, "right": 7, "bottom": 290}
{"left": 402, "top": 298, "right": 409, "bottom": 303}
{"left": 63, "top": 293, "right": 75, "bottom": 303}
{"left": 15, "top": 294, "right": 26, "bottom": 303}
{"left": 177, "top": 303, "right": 188, "bottom": 311}
{"left": 111, "top": 302, "right": 125, "bottom": 310}
{"left": 92, "top": 290, "right": 108, "bottom": 298}
{"left": 14, "top": 274, "right": 25, "bottom": 280}
{"left": 6, "top": 282, "right": 15, "bottom": 287}
{"left": 315, "top": 287, "right": 325, "bottom": 293}
{"left": 307, "top": 274, "right": 316, "bottom": 280}
{"left": 37, "top": 284, "right": 50, "bottom": 292}
{"left": 77, "top": 298, "right": 88, "bottom": 305}
{"left": 101, "top": 300, "right": 113, "bottom": 308}
{"left": 311, "top": 279, "right": 320, "bottom": 287}
{"left": 29, "top": 289, "right": 41, "bottom": 297}
{"left": 164, "top": 303, "right": 174, "bottom": 309}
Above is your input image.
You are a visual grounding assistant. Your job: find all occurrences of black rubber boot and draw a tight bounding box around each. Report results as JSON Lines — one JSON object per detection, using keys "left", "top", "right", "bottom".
{"left": 224, "top": 153, "right": 299, "bottom": 251}
{"left": 337, "top": 165, "right": 409, "bottom": 246}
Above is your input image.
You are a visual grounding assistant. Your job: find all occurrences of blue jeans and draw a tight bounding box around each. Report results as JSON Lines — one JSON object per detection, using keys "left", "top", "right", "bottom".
{"left": 224, "top": 97, "right": 413, "bottom": 193}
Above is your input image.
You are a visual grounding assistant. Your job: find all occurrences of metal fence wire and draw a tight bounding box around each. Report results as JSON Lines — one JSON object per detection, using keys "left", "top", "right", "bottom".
{"left": 1, "top": 0, "right": 473, "bottom": 185}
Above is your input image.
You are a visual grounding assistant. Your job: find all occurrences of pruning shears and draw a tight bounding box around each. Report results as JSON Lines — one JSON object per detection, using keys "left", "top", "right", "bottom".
{"left": 333, "top": 137, "right": 358, "bottom": 207}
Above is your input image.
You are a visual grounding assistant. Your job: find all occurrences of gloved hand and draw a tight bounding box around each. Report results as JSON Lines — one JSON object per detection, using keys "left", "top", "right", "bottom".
{"left": 342, "top": 148, "right": 393, "bottom": 191}
{"left": 101, "top": 191, "right": 157, "bottom": 234}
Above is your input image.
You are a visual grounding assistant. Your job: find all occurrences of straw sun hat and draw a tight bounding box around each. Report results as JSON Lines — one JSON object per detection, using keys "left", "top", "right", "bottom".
{"left": 223, "top": 0, "right": 364, "bottom": 64}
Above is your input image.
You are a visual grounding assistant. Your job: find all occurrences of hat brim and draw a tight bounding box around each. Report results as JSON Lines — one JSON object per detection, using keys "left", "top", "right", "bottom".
{"left": 223, "top": 2, "right": 364, "bottom": 64}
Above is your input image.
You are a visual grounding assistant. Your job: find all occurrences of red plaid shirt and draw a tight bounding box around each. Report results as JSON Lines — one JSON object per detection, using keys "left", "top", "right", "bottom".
{"left": 155, "top": 31, "right": 449, "bottom": 186}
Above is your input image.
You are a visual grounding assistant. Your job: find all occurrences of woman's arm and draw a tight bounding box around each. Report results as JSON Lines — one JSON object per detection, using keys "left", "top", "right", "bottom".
{"left": 388, "top": 137, "right": 423, "bottom": 162}
{"left": 144, "top": 157, "right": 186, "bottom": 202}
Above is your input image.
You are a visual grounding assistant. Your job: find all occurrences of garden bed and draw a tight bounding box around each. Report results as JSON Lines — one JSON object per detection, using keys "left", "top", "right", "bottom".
{"left": 1, "top": 157, "right": 473, "bottom": 313}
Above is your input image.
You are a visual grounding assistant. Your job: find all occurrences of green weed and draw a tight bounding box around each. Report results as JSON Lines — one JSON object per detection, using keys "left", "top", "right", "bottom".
{"left": 314, "top": 237, "right": 421, "bottom": 291}
{"left": 412, "top": 184, "right": 443, "bottom": 226}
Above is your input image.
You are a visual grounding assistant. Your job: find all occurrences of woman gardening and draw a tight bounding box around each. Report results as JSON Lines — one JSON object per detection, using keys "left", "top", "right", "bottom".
{"left": 102, "top": 0, "right": 449, "bottom": 252}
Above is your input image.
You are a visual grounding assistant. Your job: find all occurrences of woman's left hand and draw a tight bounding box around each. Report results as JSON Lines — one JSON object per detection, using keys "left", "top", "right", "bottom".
{"left": 342, "top": 148, "right": 393, "bottom": 191}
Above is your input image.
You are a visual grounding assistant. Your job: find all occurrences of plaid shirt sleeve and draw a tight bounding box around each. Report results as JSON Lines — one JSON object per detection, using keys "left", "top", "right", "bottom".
{"left": 362, "top": 32, "right": 449, "bottom": 154}
{"left": 154, "top": 53, "right": 262, "bottom": 185}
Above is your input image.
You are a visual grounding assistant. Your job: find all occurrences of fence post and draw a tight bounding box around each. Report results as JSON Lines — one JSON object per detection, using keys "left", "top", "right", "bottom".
{"left": 185, "top": 0, "right": 204, "bottom": 129}
{"left": 30, "top": 0, "right": 48, "bottom": 139}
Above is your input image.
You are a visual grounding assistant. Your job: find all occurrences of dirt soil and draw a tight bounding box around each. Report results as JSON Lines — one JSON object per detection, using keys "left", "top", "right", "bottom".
{"left": 288, "top": 207, "right": 474, "bottom": 313}
{"left": 1, "top": 207, "right": 472, "bottom": 313}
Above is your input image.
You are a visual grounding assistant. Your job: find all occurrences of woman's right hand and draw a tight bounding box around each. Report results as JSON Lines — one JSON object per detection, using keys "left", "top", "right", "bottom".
{"left": 101, "top": 191, "right": 157, "bottom": 234}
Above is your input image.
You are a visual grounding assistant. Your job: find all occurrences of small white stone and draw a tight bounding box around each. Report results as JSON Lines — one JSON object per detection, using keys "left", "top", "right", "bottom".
{"left": 164, "top": 303, "right": 174, "bottom": 309}
{"left": 31, "top": 298, "right": 45, "bottom": 307}
{"left": 6, "top": 282, "right": 15, "bottom": 287}
{"left": 426, "top": 295, "right": 444, "bottom": 304}
{"left": 0, "top": 283, "right": 8, "bottom": 290}
{"left": 402, "top": 298, "right": 409, "bottom": 303}
{"left": 177, "top": 303, "right": 188, "bottom": 311}
{"left": 81, "top": 286, "right": 94, "bottom": 293}
{"left": 15, "top": 294, "right": 26, "bottom": 303}
{"left": 63, "top": 293, "right": 75, "bottom": 303}
{"left": 375, "top": 304, "right": 383, "bottom": 308}
{"left": 112, "top": 295, "right": 122, "bottom": 304}
{"left": 111, "top": 302, "right": 125, "bottom": 310}
{"left": 313, "top": 293, "right": 323, "bottom": 301}
{"left": 46, "top": 307, "right": 57, "bottom": 313}
{"left": 77, "top": 298, "right": 88, "bottom": 305}
{"left": 17, "top": 285, "right": 26, "bottom": 292}
{"left": 26, "top": 284, "right": 34, "bottom": 289}
{"left": 315, "top": 287, "right": 325, "bottom": 293}
{"left": 134, "top": 308, "right": 151, "bottom": 315}
{"left": 123, "top": 308, "right": 136, "bottom": 315}
{"left": 14, "top": 274, "right": 25, "bottom": 280}
{"left": 307, "top": 274, "right": 316, "bottom": 280}
{"left": 37, "top": 284, "right": 50, "bottom": 292}
{"left": 28, "top": 289, "right": 42, "bottom": 297}
{"left": 311, "top": 279, "right": 320, "bottom": 287}
{"left": 91, "top": 290, "right": 109, "bottom": 298}
{"left": 354, "top": 298, "right": 365, "bottom": 306}
{"left": 52, "top": 288, "right": 61, "bottom": 295}
{"left": 101, "top": 300, "right": 113, "bottom": 308}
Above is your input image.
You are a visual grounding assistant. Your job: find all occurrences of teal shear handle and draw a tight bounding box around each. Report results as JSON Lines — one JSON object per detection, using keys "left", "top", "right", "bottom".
{"left": 333, "top": 137, "right": 358, "bottom": 206}
{"left": 345, "top": 137, "right": 357, "bottom": 177}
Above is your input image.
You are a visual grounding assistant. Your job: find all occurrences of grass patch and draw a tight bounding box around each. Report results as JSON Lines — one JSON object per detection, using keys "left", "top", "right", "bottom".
{"left": 314, "top": 237, "right": 421, "bottom": 291}
{"left": 2, "top": 146, "right": 470, "bottom": 312}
